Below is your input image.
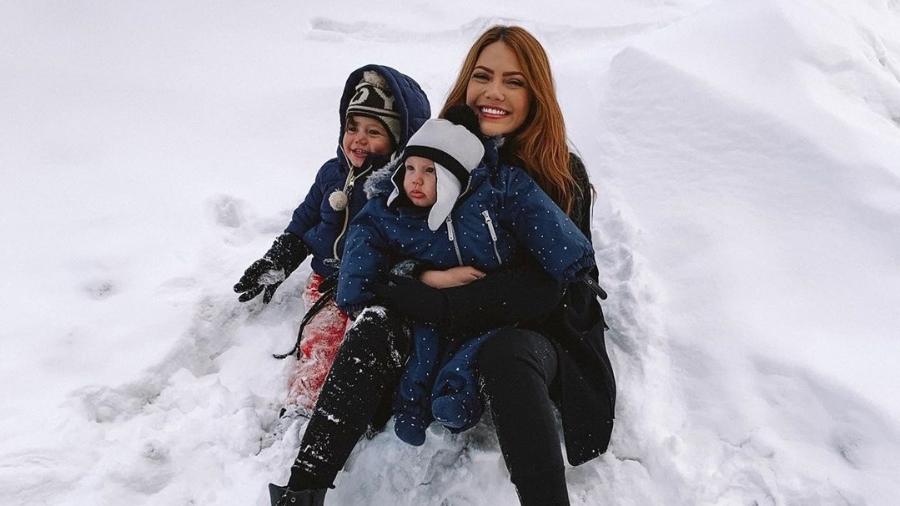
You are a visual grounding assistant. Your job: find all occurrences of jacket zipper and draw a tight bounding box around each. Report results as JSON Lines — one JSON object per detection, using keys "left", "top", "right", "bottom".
{"left": 480, "top": 210, "right": 503, "bottom": 266}
{"left": 332, "top": 183, "right": 352, "bottom": 262}
{"left": 445, "top": 216, "right": 464, "bottom": 266}
{"left": 332, "top": 162, "right": 372, "bottom": 262}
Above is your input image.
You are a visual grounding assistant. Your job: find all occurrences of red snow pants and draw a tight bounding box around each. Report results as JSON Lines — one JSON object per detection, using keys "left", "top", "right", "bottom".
{"left": 285, "top": 273, "right": 350, "bottom": 412}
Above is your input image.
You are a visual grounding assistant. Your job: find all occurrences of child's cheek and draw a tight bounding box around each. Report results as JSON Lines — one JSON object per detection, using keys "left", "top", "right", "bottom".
{"left": 370, "top": 139, "right": 392, "bottom": 156}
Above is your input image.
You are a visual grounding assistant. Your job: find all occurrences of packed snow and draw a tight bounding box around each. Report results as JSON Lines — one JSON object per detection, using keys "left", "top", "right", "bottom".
{"left": 2, "top": 0, "right": 899, "bottom": 504}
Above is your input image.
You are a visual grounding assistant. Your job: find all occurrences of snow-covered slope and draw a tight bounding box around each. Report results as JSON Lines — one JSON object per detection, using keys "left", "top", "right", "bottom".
{"left": 2, "top": 0, "right": 898, "bottom": 504}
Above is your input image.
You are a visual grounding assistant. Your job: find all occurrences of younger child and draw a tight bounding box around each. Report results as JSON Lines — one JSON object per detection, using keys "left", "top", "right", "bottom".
{"left": 337, "top": 106, "right": 597, "bottom": 445}
{"left": 234, "top": 65, "right": 430, "bottom": 412}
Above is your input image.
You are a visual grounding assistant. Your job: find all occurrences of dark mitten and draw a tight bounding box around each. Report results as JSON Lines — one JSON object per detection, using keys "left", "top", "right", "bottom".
{"left": 234, "top": 233, "right": 308, "bottom": 303}
{"left": 371, "top": 275, "right": 450, "bottom": 324}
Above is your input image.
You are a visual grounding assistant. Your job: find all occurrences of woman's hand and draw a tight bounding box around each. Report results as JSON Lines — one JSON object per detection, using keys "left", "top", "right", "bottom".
{"left": 420, "top": 266, "right": 486, "bottom": 289}
{"left": 371, "top": 275, "right": 450, "bottom": 324}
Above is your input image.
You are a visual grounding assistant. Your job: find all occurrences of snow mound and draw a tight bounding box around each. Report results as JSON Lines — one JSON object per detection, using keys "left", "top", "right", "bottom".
{"left": 2, "top": 0, "right": 899, "bottom": 504}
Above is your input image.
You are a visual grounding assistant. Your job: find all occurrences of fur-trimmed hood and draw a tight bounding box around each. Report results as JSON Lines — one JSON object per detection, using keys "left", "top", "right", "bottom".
{"left": 363, "top": 158, "right": 400, "bottom": 199}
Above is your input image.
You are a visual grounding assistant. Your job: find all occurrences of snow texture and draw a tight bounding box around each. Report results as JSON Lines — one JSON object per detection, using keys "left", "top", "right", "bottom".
{"left": 2, "top": 0, "right": 899, "bottom": 505}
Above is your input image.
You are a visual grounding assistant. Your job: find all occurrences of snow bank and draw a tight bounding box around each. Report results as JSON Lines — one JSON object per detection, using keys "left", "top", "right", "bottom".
{"left": 1, "top": 0, "right": 898, "bottom": 504}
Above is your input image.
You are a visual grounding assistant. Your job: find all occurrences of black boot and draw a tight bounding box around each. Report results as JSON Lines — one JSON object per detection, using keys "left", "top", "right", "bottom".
{"left": 268, "top": 483, "right": 327, "bottom": 506}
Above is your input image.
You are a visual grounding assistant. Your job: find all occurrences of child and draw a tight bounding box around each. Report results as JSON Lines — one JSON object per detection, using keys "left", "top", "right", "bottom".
{"left": 233, "top": 65, "right": 430, "bottom": 413}
{"left": 337, "top": 106, "right": 597, "bottom": 445}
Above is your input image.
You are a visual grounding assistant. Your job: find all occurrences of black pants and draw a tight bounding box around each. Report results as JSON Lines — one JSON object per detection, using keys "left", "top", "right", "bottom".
{"left": 479, "top": 328, "right": 569, "bottom": 506}
{"left": 291, "top": 311, "right": 569, "bottom": 505}
{"left": 291, "top": 308, "right": 409, "bottom": 484}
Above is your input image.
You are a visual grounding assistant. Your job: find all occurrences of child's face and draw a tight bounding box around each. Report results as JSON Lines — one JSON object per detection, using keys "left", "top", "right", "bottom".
{"left": 403, "top": 156, "right": 437, "bottom": 207}
{"left": 342, "top": 115, "right": 393, "bottom": 168}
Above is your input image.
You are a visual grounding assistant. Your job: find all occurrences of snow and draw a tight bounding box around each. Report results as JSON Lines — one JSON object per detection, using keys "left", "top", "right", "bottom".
{"left": 2, "top": 0, "right": 899, "bottom": 504}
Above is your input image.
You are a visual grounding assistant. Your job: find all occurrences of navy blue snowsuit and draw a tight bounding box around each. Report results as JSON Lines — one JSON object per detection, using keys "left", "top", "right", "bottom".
{"left": 337, "top": 139, "right": 596, "bottom": 444}
{"left": 283, "top": 65, "right": 431, "bottom": 277}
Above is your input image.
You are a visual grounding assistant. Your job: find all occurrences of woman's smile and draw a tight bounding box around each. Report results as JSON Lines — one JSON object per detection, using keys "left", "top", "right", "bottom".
{"left": 477, "top": 105, "right": 510, "bottom": 119}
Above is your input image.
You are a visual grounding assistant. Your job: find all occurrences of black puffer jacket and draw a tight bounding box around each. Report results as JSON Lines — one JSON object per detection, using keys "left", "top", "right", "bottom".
{"left": 536, "top": 155, "right": 615, "bottom": 465}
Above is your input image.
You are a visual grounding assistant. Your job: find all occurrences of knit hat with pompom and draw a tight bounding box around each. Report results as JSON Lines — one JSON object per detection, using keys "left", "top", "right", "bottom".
{"left": 346, "top": 70, "right": 401, "bottom": 148}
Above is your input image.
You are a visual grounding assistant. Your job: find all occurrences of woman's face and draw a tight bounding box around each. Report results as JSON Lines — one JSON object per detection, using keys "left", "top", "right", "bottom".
{"left": 465, "top": 41, "right": 531, "bottom": 137}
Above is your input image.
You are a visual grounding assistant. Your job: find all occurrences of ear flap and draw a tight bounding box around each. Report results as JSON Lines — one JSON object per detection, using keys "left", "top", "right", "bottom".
{"left": 427, "top": 163, "right": 462, "bottom": 231}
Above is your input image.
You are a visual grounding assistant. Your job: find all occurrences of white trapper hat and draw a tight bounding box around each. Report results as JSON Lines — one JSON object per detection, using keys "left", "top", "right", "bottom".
{"left": 387, "top": 105, "right": 485, "bottom": 231}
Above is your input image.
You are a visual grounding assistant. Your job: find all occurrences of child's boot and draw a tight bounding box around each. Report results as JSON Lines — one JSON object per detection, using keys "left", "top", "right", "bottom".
{"left": 431, "top": 394, "right": 470, "bottom": 429}
{"left": 393, "top": 412, "right": 429, "bottom": 446}
{"left": 268, "top": 483, "right": 327, "bottom": 506}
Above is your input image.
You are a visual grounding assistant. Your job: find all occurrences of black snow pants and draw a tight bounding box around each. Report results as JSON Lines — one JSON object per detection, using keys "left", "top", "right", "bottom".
{"left": 290, "top": 309, "right": 570, "bottom": 506}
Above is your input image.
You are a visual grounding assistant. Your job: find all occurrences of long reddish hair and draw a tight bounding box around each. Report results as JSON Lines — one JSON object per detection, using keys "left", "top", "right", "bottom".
{"left": 441, "top": 26, "right": 577, "bottom": 214}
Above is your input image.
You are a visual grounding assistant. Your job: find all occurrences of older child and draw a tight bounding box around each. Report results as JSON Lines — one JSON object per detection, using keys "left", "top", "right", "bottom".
{"left": 336, "top": 106, "right": 596, "bottom": 445}
{"left": 234, "top": 65, "right": 430, "bottom": 412}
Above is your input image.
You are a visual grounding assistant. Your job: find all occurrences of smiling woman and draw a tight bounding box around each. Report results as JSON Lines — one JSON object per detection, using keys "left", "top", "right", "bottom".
{"left": 414, "top": 25, "right": 615, "bottom": 505}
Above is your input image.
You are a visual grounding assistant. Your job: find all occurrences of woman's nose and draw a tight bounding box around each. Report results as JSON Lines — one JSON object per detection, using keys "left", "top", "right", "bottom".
{"left": 484, "top": 79, "right": 504, "bottom": 101}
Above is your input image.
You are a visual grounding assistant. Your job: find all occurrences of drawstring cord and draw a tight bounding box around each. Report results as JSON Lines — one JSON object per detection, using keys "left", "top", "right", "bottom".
{"left": 273, "top": 273, "right": 340, "bottom": 360}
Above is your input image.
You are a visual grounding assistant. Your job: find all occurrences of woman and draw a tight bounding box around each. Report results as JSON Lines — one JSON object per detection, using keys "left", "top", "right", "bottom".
{"left": 269, "top": 26, "right": 615, "bottom": 506}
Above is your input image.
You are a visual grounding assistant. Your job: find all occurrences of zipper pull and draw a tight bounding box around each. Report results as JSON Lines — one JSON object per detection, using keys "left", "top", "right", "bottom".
{"left": 446, "top": 216, "right": 455, "bottom": 241}
{"left": 481, "top": 210, "right": 498, "bottom": 241}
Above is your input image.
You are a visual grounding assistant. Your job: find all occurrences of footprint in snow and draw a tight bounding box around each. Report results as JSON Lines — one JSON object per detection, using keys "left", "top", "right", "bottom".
{"left": 209, "top": 194, "right": 245, "bottom": 229}
{"left": 83, "top": 279, "right": 117, "bottom": 300}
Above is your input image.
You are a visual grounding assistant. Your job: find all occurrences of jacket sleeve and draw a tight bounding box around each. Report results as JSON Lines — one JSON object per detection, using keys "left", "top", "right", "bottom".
{"left": 499, "top": 166, "right": 596, "bottom": 282}
{"left": 439, "top": 255, "right": 565, "bottom": 334}
{"left": 335, "top": 204, "right": 392, "bottom": 315}
{"left": 284, "top": 160, "right": 333, "bottom": 239}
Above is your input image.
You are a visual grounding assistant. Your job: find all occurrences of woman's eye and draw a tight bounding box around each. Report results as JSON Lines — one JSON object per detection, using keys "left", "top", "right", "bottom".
{"left": 507, "top": 79, "right": 525, "bottom": 87}
{"left": 426, "top": 167, "right": 435, "bottom": 173}
{"left": 471, "top": 72, "right": 490, "bottom": 82}
{"left": 405, "top": 165, "right": 415, "bottom": 172}
{"left": 347, "top": 125, "right": 357, "bottom": 133}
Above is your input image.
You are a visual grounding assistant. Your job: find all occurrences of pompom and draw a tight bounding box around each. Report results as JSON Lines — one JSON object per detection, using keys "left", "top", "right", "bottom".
{"left": 328, "top": 189, "right": 349, "bottom": 211}
{"left": 361, "top": 70, "right": 389, "bottom": 91}
{"left": 444, "top": 105, "right": 481, "bottom": 137}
